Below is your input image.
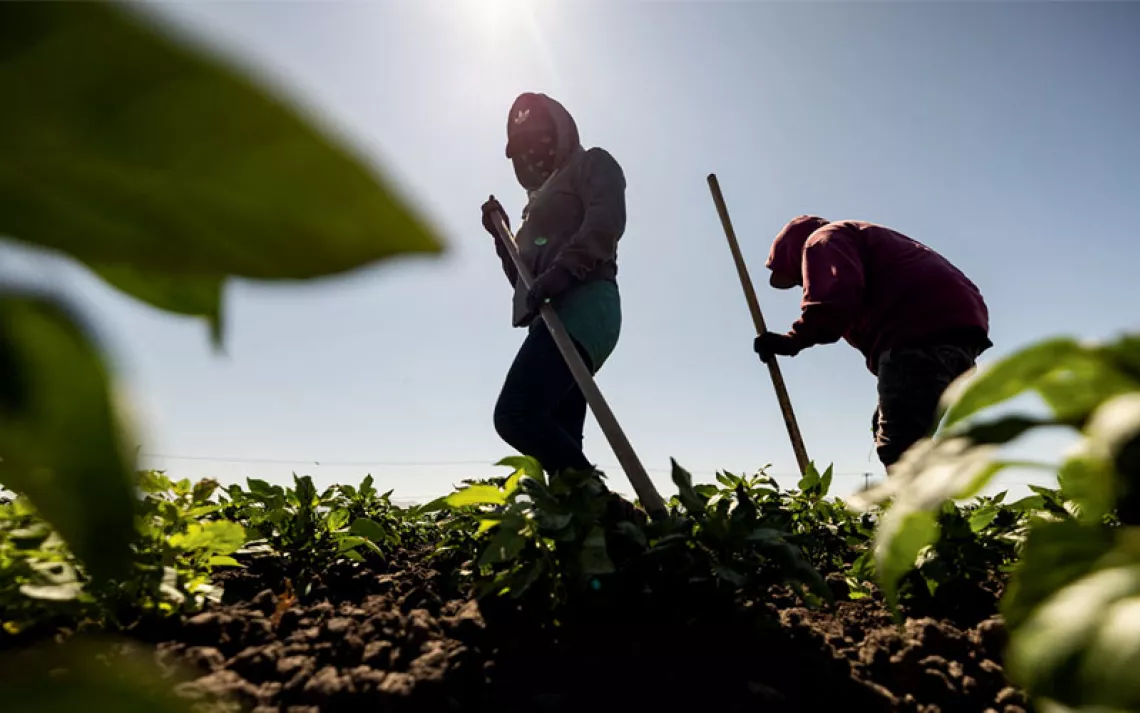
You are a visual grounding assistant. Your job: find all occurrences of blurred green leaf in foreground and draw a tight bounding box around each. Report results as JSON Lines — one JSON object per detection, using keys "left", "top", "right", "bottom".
{"left": 0, "top": 637, "right": 201, "bottom": 713}
{"left": 0, "top": 295, "right": 136, "bottom": 582}
{"left": 0, "top": 0, "right": 446, "bottom": 584}
{"left": 0, "top": 0, "right": 444, "bottom": 340}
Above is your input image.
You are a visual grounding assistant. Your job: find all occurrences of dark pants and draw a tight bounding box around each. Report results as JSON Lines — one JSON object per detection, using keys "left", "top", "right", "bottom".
{"left": 872, "top": 343, "right": 983, "bottom": 468}
{"left": 494, "top": 323, "right": 595, "bottom": 474}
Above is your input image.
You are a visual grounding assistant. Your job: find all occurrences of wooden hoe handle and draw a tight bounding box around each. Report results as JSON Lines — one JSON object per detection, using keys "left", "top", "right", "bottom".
{"left": 706, "top": 174, "right": 812, "bottom": 477}
{"left": 489, "top": 209, "right": 668, "bottom": 519}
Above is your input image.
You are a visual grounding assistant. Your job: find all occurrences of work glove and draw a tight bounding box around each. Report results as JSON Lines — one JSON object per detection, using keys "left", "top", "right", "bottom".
{"left": 754, "top": 332, "right": 801, "bottom": 364}
{"left": 481, "top": 195, "right": 509, "bottom": 239}
{"left": 527, "top": 264, "right": 574, "bottom": 314}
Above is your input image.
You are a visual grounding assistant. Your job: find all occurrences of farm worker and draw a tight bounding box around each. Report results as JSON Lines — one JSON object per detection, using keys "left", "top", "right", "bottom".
{"left": 479, "top": 92, "right": 625, "bottom": 477}
{"left": 754, "top": 216, "right": 993, "bottom": 471}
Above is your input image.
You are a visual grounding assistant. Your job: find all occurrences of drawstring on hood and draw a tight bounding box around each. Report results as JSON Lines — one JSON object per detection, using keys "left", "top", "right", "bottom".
{"left": 766, "top": 215, "right": 830, "bottom": 289}
{"left": 505, "top": 92, "right": 583, "bottom": 198}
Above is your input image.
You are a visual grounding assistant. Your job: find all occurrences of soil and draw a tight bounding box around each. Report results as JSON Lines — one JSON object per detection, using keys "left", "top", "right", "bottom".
{"left": 85, "top": 547, "right": 1031, "bottom": 713}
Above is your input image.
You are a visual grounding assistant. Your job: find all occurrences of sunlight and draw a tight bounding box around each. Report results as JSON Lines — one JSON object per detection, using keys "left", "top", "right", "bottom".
{"left": 462, "top": 0, "right": 534, "bottom": 41}
{"left": 450, "top": 0, "right": 564, "bottom": 100}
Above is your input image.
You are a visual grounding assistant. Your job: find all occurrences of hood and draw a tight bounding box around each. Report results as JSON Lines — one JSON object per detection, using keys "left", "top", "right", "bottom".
{"left": 765, "top": 215, "right": 830, "bottom": 289}
{"left": 505, "top": 92, "right": 582, "bottom": 187}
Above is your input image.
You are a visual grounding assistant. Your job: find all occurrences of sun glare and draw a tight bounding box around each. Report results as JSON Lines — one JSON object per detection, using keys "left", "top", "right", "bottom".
{"left": 463, "top": 0, "right": 532, "bottom": 41}
{"left": 448, "top": 0, "right": 562, "bottom": 98}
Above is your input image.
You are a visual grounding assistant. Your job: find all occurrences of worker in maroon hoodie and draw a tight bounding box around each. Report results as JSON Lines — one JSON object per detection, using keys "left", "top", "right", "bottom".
{"left": 754, "top": 216, "right": 993, "bottom": 471}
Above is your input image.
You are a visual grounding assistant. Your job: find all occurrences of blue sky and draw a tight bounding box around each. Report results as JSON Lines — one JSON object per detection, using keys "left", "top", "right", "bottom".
{"left": 8, "top": 1, "right": 1137, "bottom": 502}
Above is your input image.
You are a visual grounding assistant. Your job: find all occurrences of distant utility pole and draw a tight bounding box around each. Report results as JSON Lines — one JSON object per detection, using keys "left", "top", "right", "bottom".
{"left": 863, "top": 472, "right": 872, "bottom": 490}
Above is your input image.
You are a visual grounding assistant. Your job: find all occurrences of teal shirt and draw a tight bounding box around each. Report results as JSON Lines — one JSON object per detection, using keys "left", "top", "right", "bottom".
{"left": 530, "top": 279, "right": 621, "bottom": 373}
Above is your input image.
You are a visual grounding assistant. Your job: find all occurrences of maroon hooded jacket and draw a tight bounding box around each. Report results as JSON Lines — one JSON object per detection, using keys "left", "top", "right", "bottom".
{"left": 766, "top": 216, "right": 991, "bottom": 375}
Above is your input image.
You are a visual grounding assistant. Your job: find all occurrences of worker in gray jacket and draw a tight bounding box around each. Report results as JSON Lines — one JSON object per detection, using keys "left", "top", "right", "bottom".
{"left": 480, "top": 92, "right": 625, "bottom": 477}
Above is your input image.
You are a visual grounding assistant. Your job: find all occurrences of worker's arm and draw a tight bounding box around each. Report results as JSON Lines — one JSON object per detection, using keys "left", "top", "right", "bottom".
{"left": 788, "top": 227, "right": 865, "bottom": 349}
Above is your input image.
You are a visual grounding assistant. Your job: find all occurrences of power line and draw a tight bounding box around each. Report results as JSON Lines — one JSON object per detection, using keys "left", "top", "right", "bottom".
{"left": 138, "top": 452, "right": 493, "bottom": 467}
{"left": 138, "top": 451, "right": 891, "bottom": 479}
{"left": 136, "top": 452, "right": 1055, "bottom": 486}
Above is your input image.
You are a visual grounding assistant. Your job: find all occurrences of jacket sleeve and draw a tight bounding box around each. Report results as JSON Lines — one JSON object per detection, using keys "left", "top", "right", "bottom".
{"left": 552, "top": 148, "right": 626, "bottom": 279}
{"left": 788, "top": 228, "right": 865, "bottom": 348}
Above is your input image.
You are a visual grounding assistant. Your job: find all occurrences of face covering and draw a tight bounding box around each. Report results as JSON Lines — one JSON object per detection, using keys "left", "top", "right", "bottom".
{"left": 508, "top": 111, "right": 559, "bottom": 192}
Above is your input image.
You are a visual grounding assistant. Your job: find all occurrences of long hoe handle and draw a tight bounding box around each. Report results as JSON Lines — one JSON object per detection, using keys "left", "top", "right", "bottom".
{"left": 489, "top": 209, "right": 668, "bottom": 520}
{"left": 706, "top": 174, "right": 812, "bottom": 477}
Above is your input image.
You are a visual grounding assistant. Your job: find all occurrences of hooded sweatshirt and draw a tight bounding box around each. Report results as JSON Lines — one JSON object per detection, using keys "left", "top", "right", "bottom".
{"left": 493, "top": 93, "right": 626, "bottom": 370}
{"left": 766, "top": 217, "right": 991, "bottom": 375}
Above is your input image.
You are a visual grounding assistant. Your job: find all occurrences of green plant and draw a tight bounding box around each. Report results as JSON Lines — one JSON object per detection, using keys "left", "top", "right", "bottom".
{"left": 0, "top": 495, "right": 91, "bottom": 636}
{"left": 421, "top": 454, "right": 836, "bottom": 614}
{"left": 326, "top": 475, "right": 434, "bottom": 552}
{"left": 419, "top": 456, "right": 624, "bottom": 608}
{"left": 853, "top": 332, "right": 1140, "bottom": 711}
{"left": 739, "top": 464, "right": 877, "bottom": 575}
{"left": 888, "top": 496, "right": 1019, "bottom": 612}
{"left": 648, "top": 463, "right": 882, "bottom": 602}
{"left": 0, "top": 0, "right": 442, "bottom": 588}
{"left": 116, "top": 471, "right": 246, "bottom": 617}
{"left": 660, "top": 461, "right": 831, "bottom": 600}
{"left": 1, "top": 470, "right": 246, "bottom": 639}
{"left": 219, "top": 474, "right": 396, "bottom": 592}
{"left": 0, "top": 636, "right": 201, "bottom": 713}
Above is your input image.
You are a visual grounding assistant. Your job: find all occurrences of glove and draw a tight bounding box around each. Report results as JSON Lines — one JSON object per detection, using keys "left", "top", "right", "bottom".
{"left": 481, "top": 195, "right": 509, "bottom": 239}
{"left": 754, "top": 332, "right": 801, "bottom": 364}
{"left": 527, "top": 264, "right": 574, "bottom": 314}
